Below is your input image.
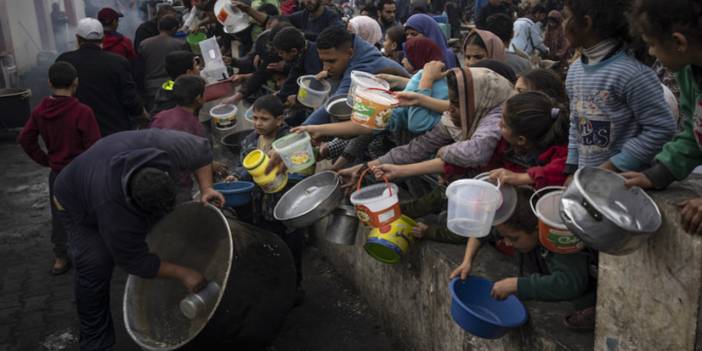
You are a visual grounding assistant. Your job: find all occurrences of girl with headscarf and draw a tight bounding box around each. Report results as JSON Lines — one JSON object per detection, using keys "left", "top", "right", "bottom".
{"left": 463, "top": 29, "right": 506, "bottom": 66}
{"left": 348, "top": 15, "right": 383, "bottom": 47}
{"left": 543, "top": 10, "right": 573, "bottom": 63}
{"left": 338, "top": 67, "right": 514, "bottom": 180}
{"left": 402, "top": 37, "right": 445, "bottom": 74}
{"left": 404, "top": 13, "right": 460, "bottom": 68}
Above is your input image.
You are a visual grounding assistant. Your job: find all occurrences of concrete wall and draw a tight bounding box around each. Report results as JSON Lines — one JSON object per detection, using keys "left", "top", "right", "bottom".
{"left": 4, "top": 0, "right": 42, "bottom": 73}
{"left": 594, "top": 178, "right": 702, "bottom": 351}
{"left": 310, "top": 217, "right": 593, "bottom": 351}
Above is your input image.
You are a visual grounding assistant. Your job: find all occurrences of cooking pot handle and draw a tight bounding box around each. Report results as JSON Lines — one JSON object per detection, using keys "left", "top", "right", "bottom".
{"left": 581, "top": 199, "right": 603, "bottom": 221}
{"left": 529, "top": 186, "right": 565, "bottom": 217}
{"left": 356, "top": 166, "right": 393, "bottom": 196}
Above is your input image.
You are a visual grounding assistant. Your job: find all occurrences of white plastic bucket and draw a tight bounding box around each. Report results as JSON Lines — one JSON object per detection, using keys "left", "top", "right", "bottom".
{"left": 350, "top": 89, "right": 397, "bottom": 130}
{"left": 296, "top": 75, "right": 331, "bottom": 108}
{"left": 210, "top": 104, "right": 238, "bottom": 130}
{"left": 272, "top": 132, "right": 316, "bottom": 172}
{"left": 347, "top": 71, "right": 390, "bottom": 107}
{"left": 474, "top": 172, "right": 516, "bottom": 225}
{"left": 445, "top": 179, "right": 502, "bottom": 237}
{"left": 350, "top": 168, "right": 401, "bottom": 227}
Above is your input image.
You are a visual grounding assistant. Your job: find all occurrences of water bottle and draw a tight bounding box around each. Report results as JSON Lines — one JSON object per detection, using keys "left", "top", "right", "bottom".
{"left": 179, "top": 281, "right": 221, "bottom": 320}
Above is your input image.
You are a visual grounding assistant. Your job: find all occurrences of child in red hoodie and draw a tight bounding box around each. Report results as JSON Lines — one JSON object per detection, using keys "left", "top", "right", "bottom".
{"left": 17, "top": 62, "right": 101, "bottom": 275}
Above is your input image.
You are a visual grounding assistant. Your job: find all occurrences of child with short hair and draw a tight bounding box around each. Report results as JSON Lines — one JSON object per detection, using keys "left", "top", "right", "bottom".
{"left": 449, "top": 187, "right": 593, "bottom": 316}
{"left": 150, "top": 75, "right": 207, "bottom": 137}
{"left": 231, "top": 95, "right": 306, "bottom": 300}
{"left": 17, "top": 61, "right": 101, "bottom": 274}
{"left": 562, "top": 0, "right": 677, "bottom": 175}
{"left": 150, "top": 50, "right": 201, "bottom": 116}
{"left": 622, "top": 0, "right": 702, "bottom": 235}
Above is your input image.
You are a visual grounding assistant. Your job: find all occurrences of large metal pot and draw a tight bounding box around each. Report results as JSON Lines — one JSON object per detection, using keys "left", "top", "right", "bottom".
{"left": 220, "top": 129, "right": 252, "bottom": 157}
{"left": 123, "top": 202, "right": 296, "bottom": 350}
{"left": 560, "top": 167, "right": 662, "bottom": 255}
{"left": 0, "top": 88, "right": 31, "bottom": 129}
{"left": 325, "top": 203, "right": 359, "bottom": 245}
{"left": 274, "top": 171, "right": 343, "bottom": 229}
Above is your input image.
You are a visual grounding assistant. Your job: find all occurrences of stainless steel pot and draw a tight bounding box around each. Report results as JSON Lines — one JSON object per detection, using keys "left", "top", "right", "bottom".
{"left": 325, "top": 204, "right": 359, "bottom": 245}
{"left": 273, "top": 171, "right": 343, "bottom": 229}
{"left": 560, "top": 167, "right": 662, "bottom": 255}
{"left": 123, "top": 202, "right": 296, "bottom": 350}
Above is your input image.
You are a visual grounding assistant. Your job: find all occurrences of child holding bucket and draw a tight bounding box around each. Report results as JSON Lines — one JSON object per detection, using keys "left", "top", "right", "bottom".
{"left": 404, "top": 91, "right": 570, "bottom": 243}
{"left": 449, "top": 188, "right": 595, "bottom": 328}
{"left": 228, "top": 95, "right": 306, "bottom": 301}
{"left": 622, "top": 0, "right": 702, "bottom": 235}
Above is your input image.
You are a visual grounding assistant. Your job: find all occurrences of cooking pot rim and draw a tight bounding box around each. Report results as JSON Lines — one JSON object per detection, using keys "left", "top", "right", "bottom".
{"left": 572, "top": 167, "right": 661, "bottom": 233}
{"left": 274, "top": 171, "right": 340, "bottom": 221}
{"left": 122, "top": 202, "right": 234, "bottom": 351}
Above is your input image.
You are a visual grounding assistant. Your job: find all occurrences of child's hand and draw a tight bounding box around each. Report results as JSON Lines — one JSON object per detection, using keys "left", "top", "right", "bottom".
{"left": 267, "top": 60, "right": 286, "bottom": 72}
{"left": 678, "top": 197, "right": 702, "bottom": 235}
{"left": 285, "top": 95, "right": 297, "bottom": 107}
{"left": 490, "top": 277, "right": 518, "bottom": 300}
{"left": 371, "top": 164, "right": 403, "bottom": 180}
{"left": 291, "top": 125, "right": 323, "bottom": 140}
{"left": 449, "top": 261, "right": 473, "bottom": 280}
{"left": 225, "top": 175, "right": 238, "bottom": 182}
{"left": 422, "top": 60, "right": 446, "bottom": 81}
{"left": 412, "top": 222, "right": 429, "bottom": 239}
{"left": 212, "top": 161, "right": 229, "bottom": 179}
{"left": 337, "top": 163, "right": 365, "bottom": 192}
{"left": 318, "top": 143, "right": 329, "bottom": 159}
{"left": 375, "top": 73, "right": 408, "bottom": 89}
{"left": 489, "top": 168, "right": 532, "bottom": 186}
{"left": 265, "top": 150, "right": 286, "bottom": 174}
{"left": 621, "top": 172, "right": 654, "bottom": 190}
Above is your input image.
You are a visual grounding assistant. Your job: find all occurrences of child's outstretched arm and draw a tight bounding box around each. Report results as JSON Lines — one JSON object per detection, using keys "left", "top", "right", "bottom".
{"left": 450, "top": 238, "right": 482, "bottom": 280}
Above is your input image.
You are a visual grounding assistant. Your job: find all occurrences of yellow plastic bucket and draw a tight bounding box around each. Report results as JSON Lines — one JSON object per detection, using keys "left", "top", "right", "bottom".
{"left": 364, "top": 215, "right": 415, "bottom": 264}
{"left": 350, "top": 89, "right": 397, "bottom": 130}
{"left": 243, "top": 150, "right": 288, "bottom": 193}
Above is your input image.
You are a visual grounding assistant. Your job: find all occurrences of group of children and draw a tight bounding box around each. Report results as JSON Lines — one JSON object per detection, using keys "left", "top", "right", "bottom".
{"left": 16, "top": 0, "right": 702, "bottom": 336}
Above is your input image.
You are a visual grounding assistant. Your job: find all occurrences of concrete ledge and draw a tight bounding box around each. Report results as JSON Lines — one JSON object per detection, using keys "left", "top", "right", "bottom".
{"left": 594, "top": 178, "right": 702, "bottom": 351}
{"left": 311, "top": 218, "right": 594, "bottom": 351}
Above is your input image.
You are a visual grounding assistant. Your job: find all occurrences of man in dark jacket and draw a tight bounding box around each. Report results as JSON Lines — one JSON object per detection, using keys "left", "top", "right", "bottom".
{"left": 98, "top": 7, "right": 137, "bottom": 61}
{"left": 53, "top": 129, "right": 224, "bottom": 351}
{"left": 133, "top": 4, "right": 177, "bottom": 52}
{"left": 56, "top": 18, "right": 144, "bottom": 136}
{"left": 475, "top": 0, "right": 513, "bottom": 29}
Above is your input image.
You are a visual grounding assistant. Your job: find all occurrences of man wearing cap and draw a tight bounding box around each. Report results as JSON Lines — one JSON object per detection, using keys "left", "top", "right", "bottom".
{"left": 53, "top": 128, "right": 225, "bottom": 350}
{"left": 98, "top": 7, "right": 137, "bottom": 61}
{"left": 56, "top": 18, "right": 145, "bottom": 136}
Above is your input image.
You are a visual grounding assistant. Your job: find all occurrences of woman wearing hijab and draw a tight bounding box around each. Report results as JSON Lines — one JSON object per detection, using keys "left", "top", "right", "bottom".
{"left": 404, "top": 14, "right": 460, "bottom": 68}
{"left": 402, "top": 37, "right": 445, "bottom": 74}
{"left": 463, "top": 29, "right": 507, "bottom": 66}
{"left": 338, "top": 67, "right": 514, "bottom": 180}
{"left": 543, "top": 10, "right": 572, "bottom": 63}
{"left": 348, "top": 15, "right": 384, "bottom": 47}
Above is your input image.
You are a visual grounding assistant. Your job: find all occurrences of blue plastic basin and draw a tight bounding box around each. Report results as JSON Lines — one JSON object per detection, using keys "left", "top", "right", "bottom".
{"left": 213, "top": 181, "right": 255, "bottom": 207}
{"left": 449, "top": 277, "right": 528, "bottom": 339}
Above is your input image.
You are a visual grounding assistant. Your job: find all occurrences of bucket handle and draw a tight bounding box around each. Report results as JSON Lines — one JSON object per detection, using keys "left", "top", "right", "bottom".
{"left": 356, "top": 166, "right": 393, "bottom": 196}
{"left": 529, "top": 186, "right": 565, "bottom": 217}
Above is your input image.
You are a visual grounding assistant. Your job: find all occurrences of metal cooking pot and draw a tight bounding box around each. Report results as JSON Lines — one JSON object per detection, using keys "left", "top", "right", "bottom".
{"left": 560, "top": 167, "right": 662, "bottom": 255}
{"left": 123, "top": 202, "right": 296, "bottom": 350}
{"left": 274, "top": 171, "right": 343, "bottom": 229}
{"left": 325, "top": 203, "right": 359, "bottom": 245}
{"left": 220, "top": 129, "right": 253, "bottom": 157}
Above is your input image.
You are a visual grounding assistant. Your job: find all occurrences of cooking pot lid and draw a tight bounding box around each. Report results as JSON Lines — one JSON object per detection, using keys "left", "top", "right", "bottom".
{"left": 274, "top": 171, "right": 340, "bottom": 220}
{"left": 569, "top": 167, "right": 662, "bottom": 233}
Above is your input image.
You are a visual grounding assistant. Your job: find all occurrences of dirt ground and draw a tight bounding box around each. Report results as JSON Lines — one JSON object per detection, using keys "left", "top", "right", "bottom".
{"left": 0, "top": 131, "right": 397, "bottom": 351}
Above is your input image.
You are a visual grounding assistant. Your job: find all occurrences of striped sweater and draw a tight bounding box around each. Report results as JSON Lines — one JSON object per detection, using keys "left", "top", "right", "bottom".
{"left": 565, "top": 50, "right": 676, "bottom": 171}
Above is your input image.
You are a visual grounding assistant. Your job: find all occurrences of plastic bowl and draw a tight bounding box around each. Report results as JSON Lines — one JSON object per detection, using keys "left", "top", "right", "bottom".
{"left": 449, "top": 277, "right": 528, "bottom": 339}
{"left": 213, "top": 181, "right": 255, "bottom": 207}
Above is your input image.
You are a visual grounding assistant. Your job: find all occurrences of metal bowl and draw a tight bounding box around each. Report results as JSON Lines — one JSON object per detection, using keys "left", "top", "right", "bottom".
{"left": 220, "top": 129, "right": 252, "bottom": 157}
{"left": 560, "top": 167, "right": 662, "bottom": 255}
{"left": 325, "top": 96, "right": 353, "bottom": 122}
{"left": 274, "top": 171, "right": 343, "bottom": 229}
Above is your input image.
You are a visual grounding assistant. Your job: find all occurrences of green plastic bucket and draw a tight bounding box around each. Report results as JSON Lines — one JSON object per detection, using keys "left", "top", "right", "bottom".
{"left": 186, "top": 32, "right": 207, "bottom": 54}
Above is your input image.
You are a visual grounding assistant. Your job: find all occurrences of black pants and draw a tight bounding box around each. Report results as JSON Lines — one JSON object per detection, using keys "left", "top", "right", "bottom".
{"left": 56, "top": 210, "right": 116, "bottom": 351}
{"left": 49, "top": 171, "right": 68, "bottom": 259}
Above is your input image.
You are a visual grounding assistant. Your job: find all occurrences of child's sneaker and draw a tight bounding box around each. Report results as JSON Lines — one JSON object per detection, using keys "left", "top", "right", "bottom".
{"left": 563, "top": 306, "right": 595, "bottom": 331}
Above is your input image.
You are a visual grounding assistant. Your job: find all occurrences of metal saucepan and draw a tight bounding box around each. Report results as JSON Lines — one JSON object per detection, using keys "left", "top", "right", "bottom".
{"left": 559, "top": 167, "right": 662, "bottom": 255}
{"left": 325, "top": 203, "right": 359, "bottom": 245}
{"left": 274, "top": 171, "right": 343, "bottom": 229}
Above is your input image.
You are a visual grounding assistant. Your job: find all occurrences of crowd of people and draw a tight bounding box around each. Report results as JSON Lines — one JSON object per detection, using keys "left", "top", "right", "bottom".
{"left": 13, "top": 0, "right": 702, "bottom": 349}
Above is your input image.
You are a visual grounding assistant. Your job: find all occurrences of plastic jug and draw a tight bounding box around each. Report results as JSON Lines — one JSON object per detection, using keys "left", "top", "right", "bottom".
{"left": 243, "top": 150, "right": 288, "bottom": 193}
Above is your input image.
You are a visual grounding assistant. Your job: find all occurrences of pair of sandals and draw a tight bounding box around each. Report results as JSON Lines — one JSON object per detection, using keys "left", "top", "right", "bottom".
{"left": 51, "top": 258, "right": 72, "bottom": 275}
